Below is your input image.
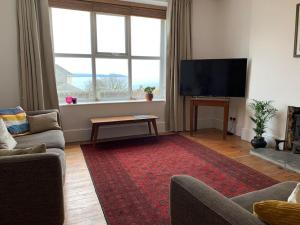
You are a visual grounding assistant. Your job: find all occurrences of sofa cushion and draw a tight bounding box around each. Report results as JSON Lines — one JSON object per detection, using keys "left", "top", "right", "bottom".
{"left": 0, "top": 119, "right": 17, "bottom": 149}
{"left": 253, "top": 200, "right": 300, "bottom": 225}
{"left": 231, "top": 181, "right": 298, "bottom": 213}
{"left": 47, "top": 148, "right": 65, "bottom": 182}
{"left": 15, "top": 130, "right": 65, "bottom": 150}
{"left": 0, "top": 106, "right": 29, "bottom": 135}
{"left": 28, "top": 112, "right": 61, "bottom": 134}
{"left": 0, "top": 144, "right": 46, "bottom": 156}
{"left": 288, "top": 183, "right": 300, "bottom": 203}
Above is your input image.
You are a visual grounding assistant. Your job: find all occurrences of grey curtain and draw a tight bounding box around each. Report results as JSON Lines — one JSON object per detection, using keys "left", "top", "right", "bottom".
{"left": 166, "top": 0, "right": 192, "bottom": 132}
{"left": 17, "top": 0, "right": 59, "bottom": 111}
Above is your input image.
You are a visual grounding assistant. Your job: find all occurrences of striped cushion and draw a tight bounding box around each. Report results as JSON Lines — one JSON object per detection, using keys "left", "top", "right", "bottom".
{"left": 0, "top": 106, "right": 29, "bottom": 135}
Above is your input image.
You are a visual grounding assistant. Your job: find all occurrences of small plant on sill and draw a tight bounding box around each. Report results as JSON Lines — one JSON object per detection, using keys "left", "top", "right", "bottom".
{"left": 144, "top": 87, "right": 156, "bottom": 101}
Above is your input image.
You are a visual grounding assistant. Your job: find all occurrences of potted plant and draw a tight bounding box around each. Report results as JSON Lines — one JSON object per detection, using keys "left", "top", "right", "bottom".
{"left": 249, "top": 100, "right": 278, "bottom": 149}
{"left": 144, "top": 87, "right": 156, "bottom": 101}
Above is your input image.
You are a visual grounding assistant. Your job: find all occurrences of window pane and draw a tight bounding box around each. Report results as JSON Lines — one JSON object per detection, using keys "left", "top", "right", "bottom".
{"left": 52, "top": 8, "right": 91, "bottom": 54}
{"left": 55, "top": 57, "right": 93, "bottom": 103}
{"left": 131, "top": 16, "right": 161, "bottom": 57}
{"left": 95, "top": 59, "right": 128, "bottom": 100}
{"left": 132, "top": 59, "right": 162, "bottom": 99}
{"left": 97, "top": 14, "right": 126, "bottom": 53}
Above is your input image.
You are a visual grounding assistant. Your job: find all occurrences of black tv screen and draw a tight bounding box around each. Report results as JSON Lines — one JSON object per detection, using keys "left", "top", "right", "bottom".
{"left": 180, "top": 59, "right": 247, "bottom": 97}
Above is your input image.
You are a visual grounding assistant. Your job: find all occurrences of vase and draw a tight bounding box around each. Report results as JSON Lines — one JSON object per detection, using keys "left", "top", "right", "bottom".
{"left": 72, "top": 97, "right": 77, "bottom": 104}
{"left": 65, "top": 96, "right": 73, "bottom": 104}
{"left": 145, "top": 93, "right": 153, "bottom": 101}
{"left": 251, "top": 136, "right": 267, "bottom": 149}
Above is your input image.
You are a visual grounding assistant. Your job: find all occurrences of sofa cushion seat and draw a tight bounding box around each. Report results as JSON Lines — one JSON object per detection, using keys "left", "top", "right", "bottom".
{"left": 15, "top": 130, "right": 65, "bottom": 150}
{"left": 231, "top": 181, "right": 298, "bottom": 213}
{"left": 46, "top": 148, "right": 65, "bottom": 181}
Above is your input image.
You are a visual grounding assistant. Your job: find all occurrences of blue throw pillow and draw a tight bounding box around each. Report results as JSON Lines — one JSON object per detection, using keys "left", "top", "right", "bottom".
{"left": 0, "top": 106, "right": 29, "bottom": 135}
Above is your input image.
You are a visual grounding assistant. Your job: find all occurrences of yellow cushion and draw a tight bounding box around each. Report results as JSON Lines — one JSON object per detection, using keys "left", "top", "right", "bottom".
{"left": 253, "top": 200, "right": 300, "bottom": 225}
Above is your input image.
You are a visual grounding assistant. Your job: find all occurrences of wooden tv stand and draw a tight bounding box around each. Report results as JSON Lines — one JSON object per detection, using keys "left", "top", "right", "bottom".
{"left": 190, "top": 98, "right": 229, "bottom": 139}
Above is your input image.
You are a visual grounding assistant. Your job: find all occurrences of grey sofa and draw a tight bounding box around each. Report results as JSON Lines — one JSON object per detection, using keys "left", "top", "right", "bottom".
{"left": 0, "top": 109, "right": 65, "bottom": 225}
{"left": 170, "top": 175, "right": 297, "bottom": 225}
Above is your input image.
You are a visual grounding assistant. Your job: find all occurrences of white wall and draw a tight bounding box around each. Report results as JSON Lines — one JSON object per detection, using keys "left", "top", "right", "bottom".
{"left": 3, "top": 0, "right": 295, "bottom": 145}
{"left": 189, "top": 0, "right": 221, "bottom": 130}
{"left": 241, "top": 0, "right": 300, "bottom": 143}
{"left": 191, "top": 0, "right": 252, "bottom": 135}
{"left": 65, "top": 0, "right": 245, "bottom": 142}
{"left": 60, "top": 0, "right": 169, "bottom": 142}
{"left": 0, "top": 0, "right": 166, "bottom": 143}
{"left": 214, "top": 0, "right": 252, "bottom": 136}
{"left": 191, "top": 0, "right": 300, "bottom": 143}
{"left": 63, "top": 0, "right": 233, "bottom": 143}
{"left": 0, "top": 0, "right": 249, "bottom": 142}
{"left": 0, "top": 0, "right": 20, "bottom": 108}
{"left": 192, "top": 0, "right": 224, "bottom": 59}
{"left": 60, "top": 101, "right": 166, "bottom": 142}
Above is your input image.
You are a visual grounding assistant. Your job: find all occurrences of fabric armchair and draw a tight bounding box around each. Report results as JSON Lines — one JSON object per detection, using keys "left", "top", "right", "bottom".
{"left": 0, "top": 109, "right": 65, "bottom": 225}
{"left": 170, "top": 175, "right": 265, "bottom": 225}
{"left": 0, "top": 153, "right": 64, "bottom": 225}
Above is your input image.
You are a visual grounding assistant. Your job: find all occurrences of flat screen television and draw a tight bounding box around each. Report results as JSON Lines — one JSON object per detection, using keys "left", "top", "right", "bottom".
{"left": 180, "top": 58, "right": 247, "bottom": 97}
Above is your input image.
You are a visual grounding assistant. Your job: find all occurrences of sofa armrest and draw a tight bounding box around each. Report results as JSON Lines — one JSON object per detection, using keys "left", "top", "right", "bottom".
{"left": 26, "top": 109, "right": 62, "bottom": 127}
{"left": 0, "top": 153, "right": 64, "bottom": 225}
{"left": 170, "top": 175, "right": 265, "bottom": 225}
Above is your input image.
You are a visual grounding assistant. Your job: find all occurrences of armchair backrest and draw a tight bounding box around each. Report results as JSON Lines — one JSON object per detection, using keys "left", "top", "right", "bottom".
{"left": 170, "top": 175, "right": 265, "bottom": 225}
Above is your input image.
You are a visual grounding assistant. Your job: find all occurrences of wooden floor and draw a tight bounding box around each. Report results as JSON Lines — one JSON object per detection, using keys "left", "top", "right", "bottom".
{"left": 63, "top": 129, "right": 300, "bottom": 225}
{"left": 64, "top": 144, "right": 107, "bottom": 225}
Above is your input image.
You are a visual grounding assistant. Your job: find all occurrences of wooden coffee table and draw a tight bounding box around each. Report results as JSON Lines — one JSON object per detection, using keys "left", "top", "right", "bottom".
{"left": 90, "top": 115, "right": 159, "bottom": 145}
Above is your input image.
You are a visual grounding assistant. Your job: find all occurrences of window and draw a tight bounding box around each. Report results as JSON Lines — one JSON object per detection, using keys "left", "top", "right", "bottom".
{"left": 51, "top": 8, "right": 166, "bottom": 103}
{"left": 131, "top": 16, "right": 161, "bottom": 57}
{"left": 52, "top": 9, "right": 91, "bottom": 54}
{"left": 96, "top": 14, "right": 126, "bottom": 54}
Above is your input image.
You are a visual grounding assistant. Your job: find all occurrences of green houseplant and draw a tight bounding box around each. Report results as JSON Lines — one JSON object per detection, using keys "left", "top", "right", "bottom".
{"left": 249, "top": 100, "right": 278, "bottom": 148}
{"left": 144, "top": 87, "right": 155, "bottom": 101}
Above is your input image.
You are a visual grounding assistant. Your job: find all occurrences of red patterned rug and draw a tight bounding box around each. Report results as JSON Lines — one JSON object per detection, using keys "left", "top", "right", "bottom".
{"left": 81, "top": 135, "right": 277, "bottom": 225}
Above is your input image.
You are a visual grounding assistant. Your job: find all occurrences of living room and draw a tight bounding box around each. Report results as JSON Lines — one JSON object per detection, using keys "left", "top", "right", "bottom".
{"left": 0, "top": 0, "right": 300, "bottom": 225}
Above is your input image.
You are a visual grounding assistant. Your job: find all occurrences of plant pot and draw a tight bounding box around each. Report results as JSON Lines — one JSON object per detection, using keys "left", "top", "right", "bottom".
{"left": 251, "top": 136, "right": 267, "bottom": 149}
{"left": 145, "top": 93, "right": 153, "bottom": 101}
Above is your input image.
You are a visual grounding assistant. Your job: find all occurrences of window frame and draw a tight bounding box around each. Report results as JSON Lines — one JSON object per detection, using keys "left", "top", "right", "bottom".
{"left": 51, "top": 8, "right": 166, "bottom": 102}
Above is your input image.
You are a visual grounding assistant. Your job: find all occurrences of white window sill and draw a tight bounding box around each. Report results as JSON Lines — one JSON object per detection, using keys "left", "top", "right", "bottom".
{"left": 59, "top": 99, "right": 166, "bottom": 107}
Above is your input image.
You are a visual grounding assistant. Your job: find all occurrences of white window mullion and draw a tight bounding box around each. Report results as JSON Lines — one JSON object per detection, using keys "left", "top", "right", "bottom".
{"left": 131, "top": 56, "right": 161, "bottom": 60}
{"left": 127, "top": 16, "right": 133, "bottom": 100}
{"left": 94, "top": 53, "right": 129, "bottom": 59}
{"left": 54, "top": 53, "right": 92, "bottom": 58}
{"left": 159, "top": 20, "right": 166, "bottom": 99}
{"left": 91, "top": 12, "right": 98, "bottom": 101}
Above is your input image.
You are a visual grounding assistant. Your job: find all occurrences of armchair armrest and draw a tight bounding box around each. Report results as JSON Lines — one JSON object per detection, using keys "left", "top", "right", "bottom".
{"left": 26, "top": 109, "right": 62, "bottom": 127}
{"left": 0, "top": 153, "right": 64, "bottom": 225}
{"left": 170, "top": 175, "right": 265, "bottom": 225}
